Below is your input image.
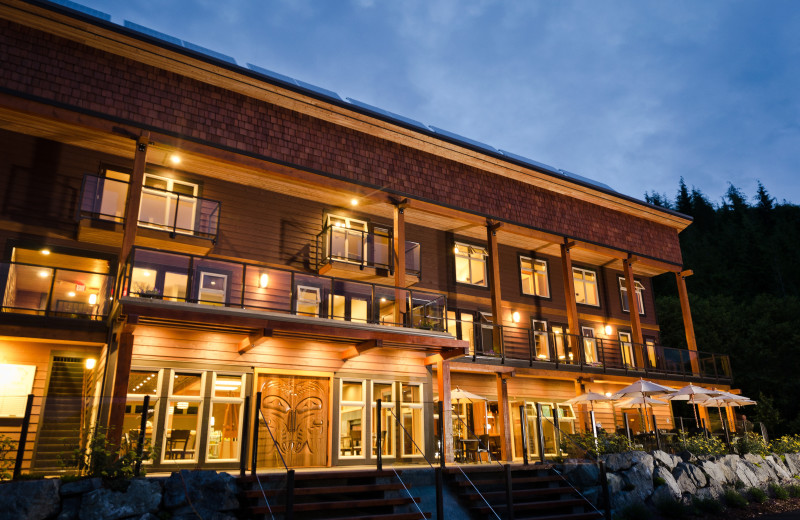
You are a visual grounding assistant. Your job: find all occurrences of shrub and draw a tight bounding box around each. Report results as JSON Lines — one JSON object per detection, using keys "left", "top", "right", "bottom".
{"left": 614, "top": 502, "right": 651, "bottom": 520}
{"left": 734, "top": 479, "right": 745, "bottom": 489}
{"left": 748, "top": 487, "right": 768, "bottom": 503}
{"left": 736, "top": 432, "right": 769, "bottom": 456}
{"left": 769, "top": 434, "right": 800, "bottom": 454}
{"left": 787, "top": 484, "right": 800, "bottom": 498}
{"left": 64, "top": 427, "right": 157, "bottom": 481}
{"left": 694, "top": 496, "right": 724, "bottom": 515}
{"left": 563, "top": 431, "right": 632, "bottom": 457}
{"left": 769, "top": 482, "right": 789, "bottom": 499}
{"left": 654, "top": 496, "right": 692, "bottom": 518}
{"left": 675, "top": 432, "right": 727, "bottom": 457}
{"left": 0, "top": 434, "right": 15, "bottom": 480}
{"left": 723, "top": 488, "right": 748, "bottom": 508}
{"left": 654, "top": 476, "right": 666, "bottom": 487}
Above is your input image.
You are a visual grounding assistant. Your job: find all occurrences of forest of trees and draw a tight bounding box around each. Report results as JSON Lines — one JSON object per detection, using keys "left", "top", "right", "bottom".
{"left": 645, "top": 180, "right": 800, "bottom": 436}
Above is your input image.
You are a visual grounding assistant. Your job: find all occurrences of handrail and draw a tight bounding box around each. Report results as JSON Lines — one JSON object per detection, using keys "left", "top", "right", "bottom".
{"left": 252, "top": 391, "right": 295, "bottom": 520}
{"left": 550, "top": 464, "right": 606, "bottom": 518}
{"left": 452, "top": 413, "right": 503, "bottom": 468}
{"left": 541, "top": 415, "right": 597, "bottom": 461}
{"left": 382, "top": 405, "right": 431, "bottom": 520}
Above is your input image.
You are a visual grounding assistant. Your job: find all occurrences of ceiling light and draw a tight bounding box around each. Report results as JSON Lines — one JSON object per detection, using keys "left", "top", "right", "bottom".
{"left": 85, "top": 358, "right": 96, "bottom": 370}
{"left": 38, "top": 270, "right": 49, "bottom": 278}
{"left": 142, "top": 270, "right": 151, "bottom": 277}
{"left": 40, "top": 249, "right": 50, "bottom": 255}
{"left": 169, "top": 154, "right": 181, "bottom": 165}
{"left": 68, "top": 292, "right": 75, "bottom": 297}
{"left": 350, "top": 198, "right": 358, "bottom": 206}
{"left": 88, "top": 294, "right": 97, "bottom": 305}
{"left": 176, "top": 401, "right": 189, "bottom": 410}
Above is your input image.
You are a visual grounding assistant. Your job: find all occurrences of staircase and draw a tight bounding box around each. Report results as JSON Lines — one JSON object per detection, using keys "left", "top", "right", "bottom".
{"left": 238, "top": 469, "right": 431, "bottom": 520}
{"left": 446, "top": 464, "right": 604, "bottom": 520}
{"left": 32, "top": 356, "right": 86, "bottom": 470}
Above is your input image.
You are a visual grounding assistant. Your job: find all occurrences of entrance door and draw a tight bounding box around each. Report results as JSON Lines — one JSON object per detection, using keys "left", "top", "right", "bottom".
{"left": 257, "top": 372, "right": 330, "bottom": 467}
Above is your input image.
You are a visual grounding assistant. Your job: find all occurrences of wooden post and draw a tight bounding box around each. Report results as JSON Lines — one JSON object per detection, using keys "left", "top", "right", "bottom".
{"left": 623, "top": 256, "right": 645, "bottom": 368}
{"left": 519, "top": 404, "right": 529, "bottom": 465}
{"left": 486, "top": 221, "right": 504, "bottom": 354}
{"left": 496, "top": 374, "right": 512, "bottom": 462}
{"left": 119, "top": 135, "right": 149, "bottom": 268}
{"left": 392, "top": 199, "right": 409, "bottom": 325}
{"left": 560, "top": 240, "right": 581, "bottom": 363}
{"left": 675, "top": 270, "right": 701, "bottom": 374}
{"left": 436, "top": 359, "right": 454, "bottom": 463}
{"left": 12, "top": 394, "right": 34, "bottom": 479}
{"left": 107, "top": 322, "right": 136, "bottom": 449}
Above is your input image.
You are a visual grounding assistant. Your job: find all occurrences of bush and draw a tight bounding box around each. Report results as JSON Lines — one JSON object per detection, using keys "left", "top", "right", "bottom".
{"left": 748, "top": 487, "right": 768, "bottom": 503}
{"left": 787, "top": 484, "right": 800, "bottom": 498}
{"left": 654, "top": 476, "right": 666, "bottom": 487}
{"left": 64, "top": 427, "right": 157, "bottom": 481}
{"left": 694, "top": 496, "right": 724, "bottom": 515}
{"left": 769, "top": 434, "right": 800, "bottom": 454}
{"left": 563, "top": 431, "right": 632, "bottom": 457}
{"left": 736, "top": 432, "right": 769, "bottom": 456}
{"left": 769, "top": 482, "right": 789, "bottom": 499}
{"left": 654, "top": 496, "right": 692, "bottom": 518}
{"left": 614, "top": 502, "right": 651, "bottom": 520}
{"left": 0, "top": 434, "right": 15, "bottom": 480}
{"left": 675, "top": 432, "right": 727, "bottom": 457}
{"left": 724, "top": 488, "right": 748, "bottom": 508}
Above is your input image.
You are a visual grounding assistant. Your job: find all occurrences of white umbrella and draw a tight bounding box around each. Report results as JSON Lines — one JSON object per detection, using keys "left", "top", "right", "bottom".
{"left": 698, "top": 391, "right": 756, "bottom": 431}
{"left": 451, "top": 387, "right": 487, "bottom": 402}
{"left": 617, "top": 396, "right": 670, "bottom": 407}
{"left": 664, "top": 384, "right": 721, "bottom": 428}
{"left": 613, "top": 379, "right": 676, "bottom": 432}
{"left": 567, "top": 392, "right": 614, "bottom": 433}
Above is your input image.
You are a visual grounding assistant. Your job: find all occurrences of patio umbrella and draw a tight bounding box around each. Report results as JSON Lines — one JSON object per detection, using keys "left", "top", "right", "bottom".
{"left": 664, "top": 384, "right": 721, "bottom": 428}
{"left": 566, "top": 392, "right": 614, "bottom": 432}
{"left": 450, "top": 387, "right": 488, "bottom": 437}
{"left": 613, "top": 378, "right": 676, "bottom": 432}
{"left": 698, "top": 390, "right": 756, "bottom": 430}
{"left": 615, "top": 396, "right": 670, "bottom": 433}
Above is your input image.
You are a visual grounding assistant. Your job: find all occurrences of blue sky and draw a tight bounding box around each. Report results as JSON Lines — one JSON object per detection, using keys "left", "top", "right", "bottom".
{"left": 76, "top": 0, "right": 800, "bottom": 205}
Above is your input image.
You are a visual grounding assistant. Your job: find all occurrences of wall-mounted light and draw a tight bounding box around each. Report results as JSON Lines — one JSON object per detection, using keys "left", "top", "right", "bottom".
{"left": 453, "top": 245, "right": 460, "bottom": 254}
{"left": 68, "top": 291, "right": 76, "bottom": 297}
{"left": 88, "top": 294, "right": 97, "bottom": 305}
{"left": 38, "top": 270, "right": 49, "bottom": 278}
{"left": 350, "top": 198, "right": 359, "bottom": 206}
{"left": 85, "top": 358, "right": 97, "bottom": 370}
{"left": 40, "top": 249, "right": 50, "bottom": 255}
{"left": 604, "top": 325, "right": 613, "bottom": 335}
{"left": 259, "top": 273, "right": 269, "bottom": 288}
{"left": 169, "top": 154, "right": 181, "bottom": 165}
{"left": 512, "top": 311, "right": 521, "bottom": 323}
{"left": 605, "top": 392, "right": 613, "bottom": 398}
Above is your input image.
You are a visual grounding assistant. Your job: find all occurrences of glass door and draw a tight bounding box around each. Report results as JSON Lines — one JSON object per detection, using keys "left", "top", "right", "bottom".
{"left": 581, "top": 326, "right": 598, "bottom": 364}
{"left": 619, "top": 331, "right": 635, "bottom": 367}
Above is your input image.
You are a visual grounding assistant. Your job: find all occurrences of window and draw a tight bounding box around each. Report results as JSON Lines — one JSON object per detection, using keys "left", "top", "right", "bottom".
{"left": 198, "top": 272, "right": 227, "bottom": 305}
{"left": 572, "top": 267, "right": 599, "bottom": 306}
{"left": 124, "top": 369, "right": 160, "bottom": 456}
{"left": 207, "top": 374, "right": 244, "bottom": 461}
{"left": 400, "top": 383, "right": 424, "bottom": 457}
{"left": 162, "top": 371, "right": 204, "bottom": 463}
{"left": 339, "top": 380, "right": 365, "bottom": 459}
{"left": 520, "top": 257, "right": 549, "bottom": 297}
{"left": 619, "top": 331, "right": 635, "bottom": 368}
{"left": 372, "top": 382, "right": 395, "bottom": 458}
{"left": 296, "top": 286, "right": 321, "bottom": 317}
{"left": 454, "top": 243, "right": 487, "bottom": 287}
{"left": 326, "top": 214, "right": 368, "bottom": 264}
{"left": 532, "top": 320, "right": 550, "bottom": 360}
{"left": 140, "top": 173, "right": 199, "bottom": 233}
{"left": 581, "top": 326, "right": 598, "bottom": 364}
{"left": 447, "top": 310, "right": 475, "bottom": 355}
{"left": 619, "top": 278, "right": 645, "bottom": 314}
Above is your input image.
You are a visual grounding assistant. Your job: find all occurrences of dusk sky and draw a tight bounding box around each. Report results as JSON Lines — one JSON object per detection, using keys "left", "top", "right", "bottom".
{"left": 72, "top": 0, "right": 800, "bottom": 205}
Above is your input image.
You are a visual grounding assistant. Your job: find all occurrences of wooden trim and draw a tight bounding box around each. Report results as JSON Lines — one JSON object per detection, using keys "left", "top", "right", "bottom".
{"left": 623, "top": 256, "right": 644, "bottom": 349}
{"left": 496, "top": 374, "right": 512, "bottom": 462}
{"left": 340, "top": 339, "right": 382, "bottom": 360}
{"left": 436, "top": 360, "right": 453, "bottom": 463}
{"left": 107, "top": 328, "right": 134, "bottom": 449}
{"left": 238, "top": 328, "right": 273, "bottom": 354}
{"left": 675, "top": 272, "right": 700, "bottom": 374}
{"left": 560, "top": 240, "right": 581, "bottom": 362}
{"left": 487, "top": 221, "right": 504, "bottom": 353}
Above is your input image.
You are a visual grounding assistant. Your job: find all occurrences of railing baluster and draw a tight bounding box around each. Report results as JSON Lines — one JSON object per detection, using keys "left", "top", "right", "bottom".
{"left": 45, "top": 268, "right": 56, "bottom": 317}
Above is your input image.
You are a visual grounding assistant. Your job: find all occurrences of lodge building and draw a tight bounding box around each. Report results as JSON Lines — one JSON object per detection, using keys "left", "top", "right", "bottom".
{"left": 0, "top": 0, "right": 733, "bottom": 474}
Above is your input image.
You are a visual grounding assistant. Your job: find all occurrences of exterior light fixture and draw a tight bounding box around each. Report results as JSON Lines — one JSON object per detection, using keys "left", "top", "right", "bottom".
{"left": 38, "top": 270, "right": 49, "bottom": 278}
{"left": 453, "top": 245, "right": 460, "bottom": 254}
{"left": 68, "top": 291, "right": 76, "bottom": 297}
{"left": 350, "top": 198, "right": 358, "bottom": 206}
{"left": 85, "top": 358, "right": 96, "bottom": 370}
{"left": 512, "top": 311, "right": 521, "bottom": 323}
{"left": 40, "top": 249, "right": 50, "bottom": 255}
{"left": 380, "top": 297, "right": 387, "bottom": 302}
{"left": 88, "top": 294, "right": 97, "bottom": 305}
{"left": 169, "top": 154, "right": 181, "bottom": 165}
{"left": 604, "top": 325, "right": 613, "bottom": 335}
{"left": 605, "top": 392, "right": 613, "bottom": 398}
{"left": 259, "top": 273, "right": 269, "bottom": 288}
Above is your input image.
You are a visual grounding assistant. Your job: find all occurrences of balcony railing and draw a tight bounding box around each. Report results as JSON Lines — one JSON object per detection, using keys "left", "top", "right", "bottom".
{"left": 0, "top": 262, "right": 113, "bottom": 320}
{"left": 121, "top": 247, "right": 445, "bottom": 331}
{"left": 78, "top": 174, "right": 221, "bottom": 241}
{"left": 451, "top": 320, "right": 732, "bottom": 382}
{"left": 316, "top": 225, "right": 421, "bottom": 278}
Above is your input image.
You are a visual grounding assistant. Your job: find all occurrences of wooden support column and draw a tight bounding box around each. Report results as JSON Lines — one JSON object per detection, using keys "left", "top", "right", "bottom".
{"left": 496, "top": 374, "right": 512, "bottom": 462}
{"left": 676, "top": 270, "right": 701, "bottom": 374}
{"left": 560, "top": 239, "right": 582, "bottom": 362}
{"left": 119, "top": 134, "right": 149, "bottom": 267}
{"left": 486, "top": 221, "right": 503, "bottom": 352}
{"left": 436, "top": 360, "right": 454, "bottom": 463}
{"left": 623, "top": 256, "right": 646, "bottom": 368}
{"left": 107, "top": 318, "right": 137, "bottom": 449}
{"left": 391, "top": 198, "right": 409, "bottom": 325}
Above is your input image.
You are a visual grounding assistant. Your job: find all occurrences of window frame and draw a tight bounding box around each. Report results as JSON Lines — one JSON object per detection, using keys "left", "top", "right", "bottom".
{"left": 618, "top": 277, "right": 646, "bottom": 315}
{"left": 519, "top": 255, "right": 550, "bottom": 298}
{"left": 572, "top": 266, "right": 600, "bottom": 307}
{"left": 339, "top": 379, "right": 367, "bottom": 460}
{"left": 206, "top": 373, "right": 245, "bottom": 462}
{"left": 161, "top": 370, "right": 206, "bottom": 464}
{"left": 453, "top": 242, "right": 488, "bottom": 288}
{"left": 371, "top": 381, "right": 396, "bottom": 459}
{"left": 399, "top": 382, "right": 424, "bottom": 458}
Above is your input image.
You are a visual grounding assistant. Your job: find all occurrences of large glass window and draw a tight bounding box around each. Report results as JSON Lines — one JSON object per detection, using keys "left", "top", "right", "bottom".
{"left": 619, "top": 278, "right": 645, "bottom": 314}
{"left": 162, "top": 371, "right": 204, "bottom": 463}
{"left": 400, "top": 383, "right": 424, "bottom": 457}
{"left": 124, "top": 369, "right": 159, "bottom": 455}
{"left": 339, "top": 381, "right": 365, "bottom": 459}
{"left": 140, "top": 173, "right": 198, "bottom": 233}
{"left": 454, "top": 243, "right": 487, "bottom": 287}
{"left": 532, "top": 320, "right": 550, "bottom": 360}
{"left": 207, "top": 374, "right": 244, "bottom": 461}
{"left": 619, "top": 331, "right": 635, "bottom": 368}
{"left": 326, "top": 215, "right": 368, "bottom": 264}
{"left": 581, "top": 326, "right": 599, "bottom": 364}
{"left": 447, "top": 310, "right": 475, "bottom": 355}
{"left": 372, "top": 382, "right": 395, "bottom": 458}
{"left": 520, "top": 257, "right": 549, "bottom": 297}
{"left": 572, "top": 267, "right": 599, "bottom": 306}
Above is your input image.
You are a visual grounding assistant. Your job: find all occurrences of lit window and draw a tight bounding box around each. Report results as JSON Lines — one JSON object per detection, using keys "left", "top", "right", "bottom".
{"left": 207, "top": 374, "right": 244, "bottom": 461}
{"left": 619, "top": 278, "right": 645, "bottom": 315}
{"left": 572, "top": 267, "right": 599, "bottom": 306}
{"left": 400, "top": 383, "right": 424, "bottom": 457}
{"left": 296, "top": 286, "right": 321, "bottom": 317}
{"left": 454, "top": 243, "right": 487, "bottom": 287}
{"left": 520, "top": 257, "right": 549, "bottom": 297}
{"left": 339, "top": 380, "right": 365, "bottom": 459}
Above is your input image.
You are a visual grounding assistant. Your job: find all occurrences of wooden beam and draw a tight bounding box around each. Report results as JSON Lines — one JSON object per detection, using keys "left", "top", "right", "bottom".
{"left": 393, "top": 200, "right": 407, "bottom": 323}
{"left": 560, "top": 239, "right": 582, "bottom": 362}
{"left": 496, "top": 374, "right": 512, "bottom": 462}
{"left": 680, "top": 269, "right": 694, "bottom": 278}
{"left": 623, "top": 256, "right": 644, "bottom": 350}
{"left": 238, "top": 328, "right": 273, "bottom": 354}
{"left": 107, "top": 327, "right": 134, "bottom": 450}
{"left": 341, "top": 339, "right": 382, "bottom": 360}
{"left": 424, "top": 348, "right": 468, "bottom": 366}
{"left": 675, "top": 272, "right": 701, "bottom": 375}
{"left": 437, "top": 359, "right": 454, "bottom": 463}
{"left": 487, "top": 221, "right": 504, "bottom": 352}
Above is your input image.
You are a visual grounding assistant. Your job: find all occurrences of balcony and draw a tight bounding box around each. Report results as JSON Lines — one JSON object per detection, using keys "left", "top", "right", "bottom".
{"left": 452, "top": 321, "right": 732, "bottom": 384}
{"left": 1, "top": 261, "right": 113, "bottom": 320}
{"left": 316, "top": 225, "right": 421, "bottom": 285}
{"left": 77, "top": 174, "right": 221, "bottom": 255}
{"left": 121, "top": 247, "right": 445, "bottom": 335}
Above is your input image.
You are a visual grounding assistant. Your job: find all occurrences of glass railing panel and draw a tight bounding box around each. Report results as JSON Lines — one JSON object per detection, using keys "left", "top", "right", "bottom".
{"left": 241, "top": 266, "right": 292, "bottom": 313}
{"left": 79, "top": 175, "right": 129, "bottom": 223}
{"left": 126, "top": 249, "right": 192, "bottom": 300}
{"left": 405, "top": 241, "right": 421, "bottom": 277}
{"left": 370, "top": 230, "right": 391, "bottom": 270}
{"left": 2, "top": 263, "right": 52, "bottom": 315}
{"left": 715, "top": 355, "right": 732, "bottom": 378}
{"left": 373, "top": 285, "right": 407, "bottom": 327}
{"left": 293, "top": 273, "right": 331, "bottom": 318}
{"left": 190, "top": 258, "right": 244, "bottom": 307}
{"left": 331, "top": 279, "right": 374, "bottom": 323}
{"left": 661, "top": 347, "right": 689, "bottom": 376}
{"left": 408, "top": 291, "right": 446, "bottom": 331}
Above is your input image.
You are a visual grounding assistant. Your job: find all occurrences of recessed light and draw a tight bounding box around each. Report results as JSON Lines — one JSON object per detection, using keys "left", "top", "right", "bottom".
{"left": 169, "top": 154, "right": 181, "bottom": 164}
{"left": 40, "top": 249, "right": 50, "bottom": 255}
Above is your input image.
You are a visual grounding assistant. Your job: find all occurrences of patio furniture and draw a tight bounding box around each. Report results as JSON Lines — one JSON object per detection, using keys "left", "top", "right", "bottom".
{"left": 166, "top": 429, "right": 194, "bottom": 459}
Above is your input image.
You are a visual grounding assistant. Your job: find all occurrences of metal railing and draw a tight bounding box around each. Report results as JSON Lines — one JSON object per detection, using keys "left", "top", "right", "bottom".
{"left": 252, "top": 391, "right": 295, "bottom": 520}
{"left": 0, "top": 261, "right": 113, "bottom": 320}
{"left": 78, "top": 174, "right": 220, "bottom": 241}
{"left": 316, "top": 225, "right": 422, "bottom": 278}
{"left": 449, "top": 318, "right": 732, "bottom": 382}
{"left": 121, "top": 247, "right": 447, "bottom": 332}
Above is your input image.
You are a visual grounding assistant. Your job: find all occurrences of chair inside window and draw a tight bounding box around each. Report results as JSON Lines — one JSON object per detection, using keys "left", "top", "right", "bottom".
{"left": 477, "top": 434, "right": 491, "bottom": 462}
{"left": 167, "top": 429, "right": 194, "bottom": 459}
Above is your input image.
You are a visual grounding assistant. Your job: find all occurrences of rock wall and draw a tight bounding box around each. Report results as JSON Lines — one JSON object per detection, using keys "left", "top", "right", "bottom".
{"left": 0, "top": 470, "right": 239, "bottom": 520}
{"left": 600, "top": 450, "right": 800, "bottom": 513}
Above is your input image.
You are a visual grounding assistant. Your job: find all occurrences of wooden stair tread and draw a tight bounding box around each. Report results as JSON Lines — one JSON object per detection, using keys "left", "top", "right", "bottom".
{"left": 315, "top": 513, "right": 430, "bottom": 520}
{"left": 473, "top": 498, "right": 588, "bottom": 513}
{"left": 455, "top": 474, "right": 562, "bottom": 486}
{"left": 248, "top": 496, "right": 420, "bottom": 514}
{"left": 238, "top": 469, "right": 398, "bottom": 483}
{"left": 461, "top": 486, "right": 578, "bottom": 500}
{"left": 242, "top": 482, "right": 405, "bottom": 497}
